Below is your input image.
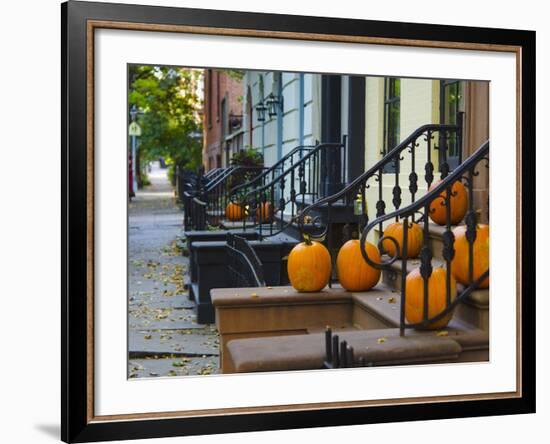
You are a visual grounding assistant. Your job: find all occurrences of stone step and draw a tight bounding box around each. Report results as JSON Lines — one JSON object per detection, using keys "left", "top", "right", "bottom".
{"left": 420, "top": 222, "right": 464, "bottom": 261}
{"left": 353, "top": 283, "right": 489, "bottom": 332}
{"left": 225, "top": 324, "right": 488, "bottom": 373}
{"left": 220, "top": 220, "right": 257, "bottom": 230}
{"left": 381, "top": 255, "right": 445, "bottom": 291}
{"left": 376, "top": 222, "right": 464, "bottom": 263}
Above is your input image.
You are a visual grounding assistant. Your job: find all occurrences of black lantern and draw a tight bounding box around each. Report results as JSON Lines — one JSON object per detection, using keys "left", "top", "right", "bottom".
{"left": 266, "top": 93, "right": 282, "bottom": 118}
{"left": 255, "top": 101, "right": 267, "bottom": 122}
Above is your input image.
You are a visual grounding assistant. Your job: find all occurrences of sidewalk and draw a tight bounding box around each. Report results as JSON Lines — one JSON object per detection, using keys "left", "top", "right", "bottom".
{"left": 128, "top": 162, "right": 219, "bottom": 378}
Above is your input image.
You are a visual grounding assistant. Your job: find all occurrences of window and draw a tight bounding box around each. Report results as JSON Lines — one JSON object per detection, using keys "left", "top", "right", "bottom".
{"left": 221, "top": 97, "right": 227, "bottom": 137}
{"left": 440, "top": 80, "right": 464, "bottom": 170}
{"left": 207, "top": 70, "right": 212, "bottom": 127}
{"left": 382, "top": 77, "right": 400, "bottom": 171}
{"left": 216, "top": 71, "right": 220, "bottom": 122}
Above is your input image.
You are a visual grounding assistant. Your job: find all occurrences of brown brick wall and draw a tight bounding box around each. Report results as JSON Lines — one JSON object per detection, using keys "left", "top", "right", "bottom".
{"left": 203, "top": 70, "right": 244, "bottom": 169}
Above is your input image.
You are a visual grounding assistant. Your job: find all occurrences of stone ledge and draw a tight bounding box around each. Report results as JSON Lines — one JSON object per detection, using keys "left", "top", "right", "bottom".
{"left": 352, "top": 289, "right": 489, "bottom": 347}
{"left": 352, "top": 286, "right": 401, "bottom": 327}
{"left": 226, "top": 328, "right": 466, "bottom": 373}
{"left": 211, "top": 285, "right": 351, "bottom": 307}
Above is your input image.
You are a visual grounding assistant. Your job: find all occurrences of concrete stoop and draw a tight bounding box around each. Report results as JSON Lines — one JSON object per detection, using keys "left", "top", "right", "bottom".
{"left": 377, "top": 221, "right": 489, "bottom": 333}
{"left": 226, "top": 327, "right": 481, "bottom": 374}
{"left": 212, "top": 285, "right": 489, "bottom": 374}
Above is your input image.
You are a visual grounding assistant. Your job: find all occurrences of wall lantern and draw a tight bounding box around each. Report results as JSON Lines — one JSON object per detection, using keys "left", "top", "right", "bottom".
{"left": 265, "top": 93, "right": 283, "bottom": 118}
{"left": 255, "top": 102, "right": 267, "bottom": 122}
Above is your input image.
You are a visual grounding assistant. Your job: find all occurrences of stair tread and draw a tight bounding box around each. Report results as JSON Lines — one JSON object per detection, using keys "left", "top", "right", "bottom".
{"left": 382, "top": 256, "right": 489, "bottom": 308}
{"left": 419, "top": 222, "right": 465, "bottom": 238}
{"left": 457, "top": 285, "right": 489, "bottom": 307}
{"left": 220, "top": 219, "right": 257, "bottom": 228}
{"left": 377, "top": 222, "right": 465, "bottom": 238}
{"left": 351, "top": 285, "right": 488, "bottom": 350}
{"left": 206, "top": 210, "right": 224, "bottom": 216}
{"left": 227, "top": 326, "right": 484, "bottom": 373}
{"left": 385, "top": 254, "right": 446, "bottom": 274}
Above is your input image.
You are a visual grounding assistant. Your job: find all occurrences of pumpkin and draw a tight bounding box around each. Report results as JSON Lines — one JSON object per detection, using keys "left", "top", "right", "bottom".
{"left": 429, "top": 180, "right": 468, "bottom": 225}
{"left": 405, "top": 267, "right": 456, "bottom": 330}
{"left": 337, "top": 240, "right": 381, "bottom": 291}
{"left": 287, "top": 238, "right": 332, "bottom": 292}
{"left": 256, "top": 202, "right": 274, "bottom": 222}
{"left": 225, "top": 202, "right": 244, "bottom": 221}
{"left": 381, "top": 221, "right": 424, "bottom": 258}
{"left": 451, "top": 224, "right": 489, "bottom": 288}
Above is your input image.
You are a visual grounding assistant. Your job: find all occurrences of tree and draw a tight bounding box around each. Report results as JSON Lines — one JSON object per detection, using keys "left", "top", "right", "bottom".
{"left": 128, "top": 65, "right": 203, "bottom": 185}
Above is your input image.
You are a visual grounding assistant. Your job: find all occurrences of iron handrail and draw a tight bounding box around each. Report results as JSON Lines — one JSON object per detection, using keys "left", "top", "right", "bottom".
{"left": 242, "top": 142, "right": 344, "bottom": 200}
{"left": 299, "top": 123, "right": 460, "bottom": 220}
{"left": 235, "top": 141, "right": 346, "bottom": 238}
{"left": 359, "top": 140, "right": 490, "bottom": 334}
{"left": 204, "top": 167, "right": 229, "bottom": 181}
{"left": 204, "top": 165, "right": 264, "bottom": 193}
{"left": 228, "top": 144, "right": 316, "bottom": 198}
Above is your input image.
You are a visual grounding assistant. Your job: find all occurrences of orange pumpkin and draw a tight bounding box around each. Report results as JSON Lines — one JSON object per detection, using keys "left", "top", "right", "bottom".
{"left": 405, "top": 267, "right": 456, "bottom": 330}
{"left": 256, "top": 202, "right": 274, "bottom": 222}
{"left": 381, "top": 221, "right": 424, "bottom": 258}
{"left": 337, "top": 240, "right": 381, "bottom": 291}
{"left": 287, "top": 239, "right": 332, "bottom": 292}
{"left": 225, "top": 202, "right": 244, "bottom": 221}
{"left": 451, "top": 224, "right": 489, "bottom": 288}
{"left": 429, "top": 180, "right": 468, "bottom": 225}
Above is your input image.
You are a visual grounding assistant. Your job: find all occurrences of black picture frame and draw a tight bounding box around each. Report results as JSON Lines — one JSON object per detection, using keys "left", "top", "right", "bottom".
{"left": 62, "top": 1, "right": 536, "bottom": 442}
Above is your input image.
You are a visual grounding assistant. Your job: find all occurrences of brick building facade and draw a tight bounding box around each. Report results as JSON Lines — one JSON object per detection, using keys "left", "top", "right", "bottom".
{"left": 203, "top": 70, "right": 245, "bottom": 170}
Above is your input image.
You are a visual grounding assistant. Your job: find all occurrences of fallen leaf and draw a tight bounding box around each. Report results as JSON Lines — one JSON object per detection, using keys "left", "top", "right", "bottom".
{"left": 377, "top": 337, "right": 387, "bottom": 344}
{"left": 387, "top": 297, "right": 396, "bottom": 304}
{"left": 436, "top": 330, "right": 449, "bottom": 337}
{"left": 173, "top": 361, "right": 186, "bottom": 367}
{"left": 144, "top": 334, "right": 152, "bottom": 340}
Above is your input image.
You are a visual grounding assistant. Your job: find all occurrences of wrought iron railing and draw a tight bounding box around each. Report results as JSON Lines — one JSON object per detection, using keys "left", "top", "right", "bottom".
{"left": 296, "top": 124, "right": 463, "bottom": 247}
{"left": 359, "top": 140, "right": 489, "bottom": 335}
{"left": 226, "top": 233, "right": 266, "bottom": 287}
{"left": 232, "top": 141, "right": 347, "bottom": 238}
{"left": 204, "top": 167, "right": 227, "bottom": 181}
{"left": 183, "top": 165, "right": 265, "bottom": 230}
{"left": 228, "top": 144, "right": 316, "bottom": 202}
{"left": 323, "top": 327, "right": 372, "bottom": 369}
{"left": 179, "top": 166, "right": 234, "bottom": 203}
{"left": 204, "top": 165, "right": 267, "bottom": 222}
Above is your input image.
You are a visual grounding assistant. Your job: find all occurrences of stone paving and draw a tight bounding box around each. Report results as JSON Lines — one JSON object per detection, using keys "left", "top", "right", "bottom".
{"left": 128, "top": 162, "right": 220, "bottom": 379}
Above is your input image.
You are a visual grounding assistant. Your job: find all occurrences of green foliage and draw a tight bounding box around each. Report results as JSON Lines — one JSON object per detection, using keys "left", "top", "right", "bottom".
{"left": 166, "top": 164, "right": 177, "bottom": 186}
{"left": 140, "top": 173, "right": 151, "bottom": 187}
{"left": 230, "top": 148, "right": 263, "bottom": 168}
{"left": 228, "top": 148, "right": 264, "bottom": 189}
{"left": 128, "top": 65, "right": 203, "bottom": 178}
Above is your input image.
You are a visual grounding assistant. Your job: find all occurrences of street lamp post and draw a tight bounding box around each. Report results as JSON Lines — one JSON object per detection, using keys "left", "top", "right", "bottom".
{"left": 129, "top": 105, "right": 142, "bottom": 197}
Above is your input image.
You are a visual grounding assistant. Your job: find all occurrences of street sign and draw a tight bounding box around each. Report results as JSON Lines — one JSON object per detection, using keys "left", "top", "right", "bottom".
{"left": 129, "top": 122, "right": 142, "bottom": 136}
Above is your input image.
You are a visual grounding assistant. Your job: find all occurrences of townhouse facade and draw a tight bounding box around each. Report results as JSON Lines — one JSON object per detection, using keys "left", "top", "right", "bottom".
{"left": 202, "top": 70, "right": 489, "bottom": 221}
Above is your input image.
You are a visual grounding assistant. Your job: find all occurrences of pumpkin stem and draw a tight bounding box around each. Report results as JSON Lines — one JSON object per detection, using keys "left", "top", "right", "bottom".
{"left": 303, "top": 233, "right": 313, "bottom": 245}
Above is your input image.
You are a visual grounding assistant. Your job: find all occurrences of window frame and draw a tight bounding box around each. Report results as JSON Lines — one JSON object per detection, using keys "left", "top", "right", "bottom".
{"left": 382, "top": 77, "right": 401, "bottom": 172}
{"left": 439, "top": 79, "right": 464, "bottom": 171}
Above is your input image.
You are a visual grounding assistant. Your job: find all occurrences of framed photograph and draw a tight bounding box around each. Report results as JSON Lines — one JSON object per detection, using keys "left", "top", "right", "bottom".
{"left": 62, "top": 1, "right": 535, "bottom": 442}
